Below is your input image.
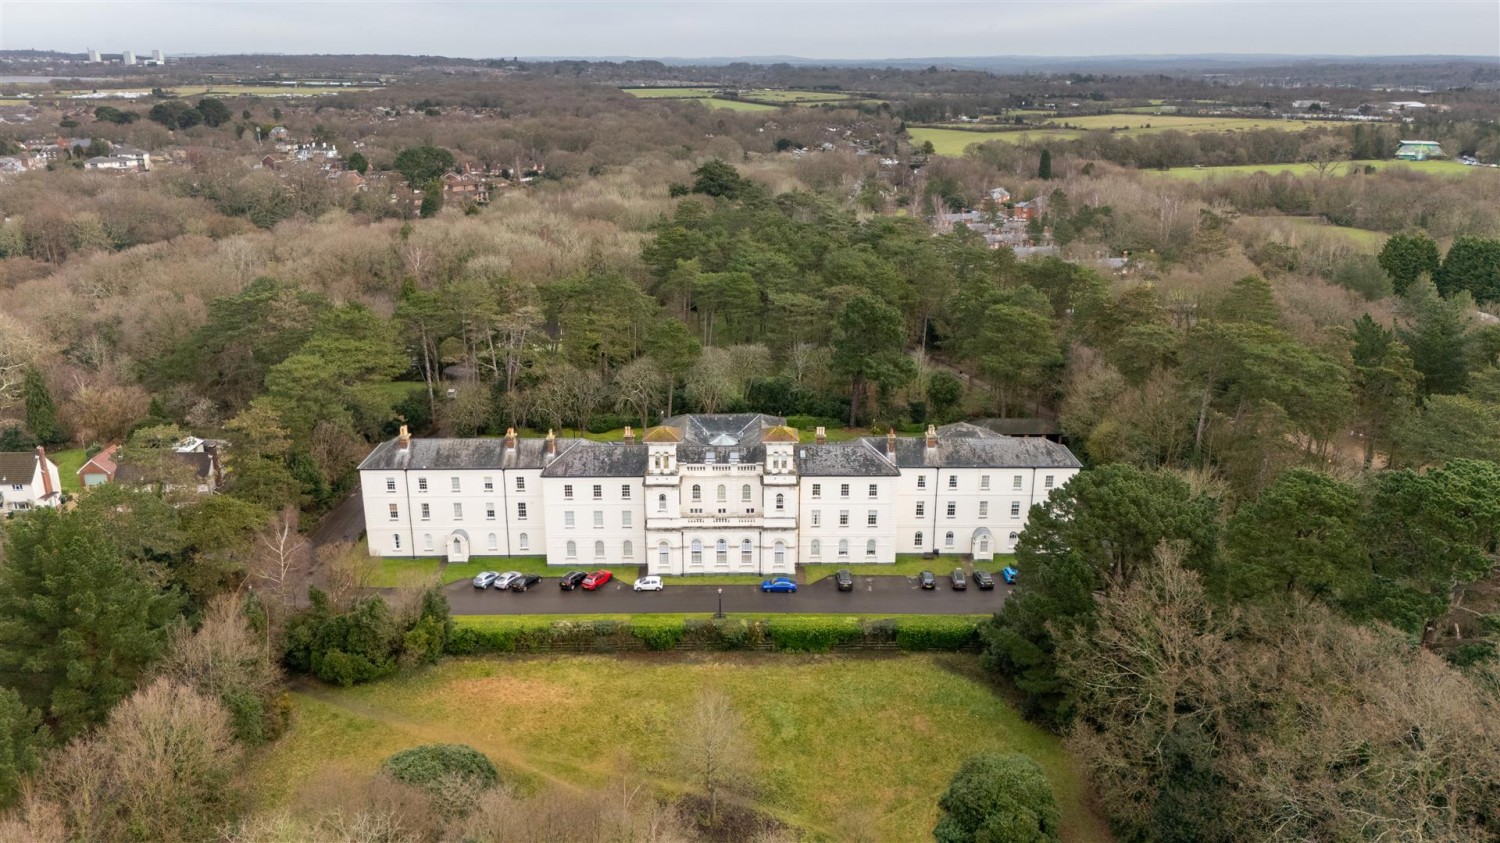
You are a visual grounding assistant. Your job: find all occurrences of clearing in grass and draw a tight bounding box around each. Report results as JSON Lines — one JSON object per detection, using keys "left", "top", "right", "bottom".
{"left": 246, "top": 653, "right": 1110, "bottom": 842}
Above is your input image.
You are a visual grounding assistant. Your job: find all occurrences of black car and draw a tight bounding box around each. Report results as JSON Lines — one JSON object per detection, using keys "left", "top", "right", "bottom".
{"left": 558, "top": 570, "right": 587, "bottom": 590}
{"left": 972, "top": 570, "right": 995, "bottom": 590}
{"left": 918, "top": 570, "right": 936, "bottom": 589}
{"left": 950, "top": 569, "right": 967, "bottom": 590}
{"left": 510, "top": 573, "right": 542, "bottom": 591}
{"left": 835, "top": 569, "right": 854, "bottom": 591}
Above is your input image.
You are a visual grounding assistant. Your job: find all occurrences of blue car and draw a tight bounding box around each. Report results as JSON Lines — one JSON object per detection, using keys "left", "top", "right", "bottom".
{"left": 1001, "top": 566, "right": 1019, "bottom": 585}
{"left": 761, "top": 577, "right": 798, "bottom": 593}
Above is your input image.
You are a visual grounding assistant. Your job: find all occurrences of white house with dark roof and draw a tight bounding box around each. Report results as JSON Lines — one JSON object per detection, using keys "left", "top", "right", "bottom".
{"left": 357, "top": 414, "right": 1081, "bottom": 574}
{"left": 0, "top": 447, "right": 63, "bottom": 513}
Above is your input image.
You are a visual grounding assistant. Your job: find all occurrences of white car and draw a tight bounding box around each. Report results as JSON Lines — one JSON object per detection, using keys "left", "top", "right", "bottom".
{"left": 492, "top": 571, "right": 523, "bottom": 590}
{"left": 633, "top": 576, "right": 664, "bottom": 592}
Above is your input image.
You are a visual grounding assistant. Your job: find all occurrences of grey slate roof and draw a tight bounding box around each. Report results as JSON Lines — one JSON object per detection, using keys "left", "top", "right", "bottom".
{"left": 795, "top": 440, "right": 901, "bottom": 477}
{"left": 0, "top": 452, "right": 37, "bottom": 485}
{"left": 676, "top": 444, "right": 767, "bottom": 466}
{"left": 861, "top": 426, "right": 1081, "bottom": 469}
{"left": 359, "top": 437, "right": 576, "bottom": 472}
{"left": 541, "top": 442, "right": 649, "bottom": 477}
{"left": 656, "top": 413, "right": 786, "bottom": 447}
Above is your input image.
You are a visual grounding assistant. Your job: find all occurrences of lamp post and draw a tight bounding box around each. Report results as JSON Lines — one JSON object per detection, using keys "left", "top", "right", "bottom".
{"left": 715, "top": 587, "right": 724, "bottom": 619}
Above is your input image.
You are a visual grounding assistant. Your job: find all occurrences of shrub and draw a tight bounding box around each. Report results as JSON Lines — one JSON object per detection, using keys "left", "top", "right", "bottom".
{"left": 632, "top": 621, "right": 685, "bottom": 651}
{"left": 382, "top": 744, "right": 499, "bottom": 793}
{"left": 896, "top": 617, "right": 983, "bottom": 651}
{"left": 283, "top": 588, "right": 452, "bottom": 685}
{"left": 768, "top": 618, "right": 863, "bottom": 652}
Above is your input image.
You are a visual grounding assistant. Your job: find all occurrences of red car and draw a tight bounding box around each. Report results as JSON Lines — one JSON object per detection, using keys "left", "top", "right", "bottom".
{"left": 581, "top": 570, "right": 613, "bottom": 591}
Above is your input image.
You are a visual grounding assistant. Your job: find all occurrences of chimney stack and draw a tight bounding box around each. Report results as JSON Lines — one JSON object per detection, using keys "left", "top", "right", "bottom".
{"left": 623, "top": 425, "right": 635, "bottom": 443}
{"left": 504, "top": 427, "right": 517, "bottom": 451}
{"left": 398, "top": 425, "right": 410, "bottom": 450}
{"left": 545, "top": 429, "right": 556, "bottom": 457}
{"left": 925, "top": 425, "right": 938, "bottom": 449}
{"left": 814, "top": 426, "right": 826, "bottom": 445}
{"left": 886, "top": 429, "right": 897, "bottom": 457}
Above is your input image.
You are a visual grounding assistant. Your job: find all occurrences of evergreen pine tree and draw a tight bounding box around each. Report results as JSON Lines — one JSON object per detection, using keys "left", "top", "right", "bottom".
{"left": 22, "top": 366, "right": 62, "bottom": 445}
{"left": 1038, "top": 148, "right": 1053, "bottom": 180}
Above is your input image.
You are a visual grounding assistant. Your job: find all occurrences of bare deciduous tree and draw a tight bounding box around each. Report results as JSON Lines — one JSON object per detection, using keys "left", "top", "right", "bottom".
{"left": 251, "top": 507, "right": 308, "bottom": 613}
{"left": 677, "top": 688, "right": 754, "bottom": 827}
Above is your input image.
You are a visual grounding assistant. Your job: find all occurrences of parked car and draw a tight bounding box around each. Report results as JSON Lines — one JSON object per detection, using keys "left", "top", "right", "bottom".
{"left": 1001, "top": 566, "right": 1019, "bottom": 585}
{"left": 972, "top": 570, "right": 995, "bottom": 590}
{"left": 918, "top": 570, "right": 936, "bottom": 589}
{"left": 509, "top": 573, "right": 542, "bottom": 591}
{"left": 834, "top": 569, "right": 854, "bottom": 591}
{"left": 633, "top": 576, "right": 664, "bottom": 592}
{"left": 559, "top": 570, "right": 587, "bottom": 590}
{"left": 492, "top": 571, "right": 523, "bottom": 590}
{"left": 950, "top": 569, "right": 967, "bottom": 590}
{"left": 581, "top": 570, "right": 613, "bottom": 591}
{"left": 761, "top": 577, "right": 798, "bottom": 593}
{"left": 472, "top": 571, "right": 500, "bottom": 589}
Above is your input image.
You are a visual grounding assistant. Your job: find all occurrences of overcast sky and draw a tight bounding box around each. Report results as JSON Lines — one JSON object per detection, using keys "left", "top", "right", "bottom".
{"left": 2, "top": 1, "right": 1496, "bottom": 60}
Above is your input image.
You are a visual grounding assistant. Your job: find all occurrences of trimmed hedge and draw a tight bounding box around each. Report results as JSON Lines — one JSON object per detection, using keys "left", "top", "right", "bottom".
{"left": 446, "top": 616, "right": 982, "bottom": 655}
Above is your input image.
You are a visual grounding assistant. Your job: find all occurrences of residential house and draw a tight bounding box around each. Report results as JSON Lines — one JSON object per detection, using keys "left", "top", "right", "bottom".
{"left": 0, "top": 447, "right": 63, "bottom": 513}
{"left": 114, "top": 445, "right": 222, "bottom": 494}
{"left": 77, "top": 444, "right": 119, "bottom": 487}
{"left": 359, "top": 414, "right": 1081, "bottom": 571}
{"left": 440, "top": 170, "right": 490, "bottom": 204}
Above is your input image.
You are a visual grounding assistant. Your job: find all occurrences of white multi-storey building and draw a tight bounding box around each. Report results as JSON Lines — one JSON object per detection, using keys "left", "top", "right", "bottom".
{"left": 359, "top": 414, "right": 1081, "bottom": 574}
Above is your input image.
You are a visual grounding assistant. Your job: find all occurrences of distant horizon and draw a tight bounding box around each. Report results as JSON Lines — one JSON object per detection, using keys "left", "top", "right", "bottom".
{"left": 2, "top": 1, "right": 1495, "bottom": 62}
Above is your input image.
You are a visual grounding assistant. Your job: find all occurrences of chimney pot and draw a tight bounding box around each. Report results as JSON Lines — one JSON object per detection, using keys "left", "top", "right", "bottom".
{"left": 398, "top": 425, "right": 410, "bottom": 450}
{"left": 925, "top": 425, "right": 938, "bottom": 449}
{"left": 814, "top": 426, "right": 826, "bottom": 445}
{"left": 546, "top": 429, "right": 556, "bottom": 456}
{"left": 886, "top": 429, "right": 897, "bottom": 456}
{"left": 504, "top": 427, "right": 517, "bottom": 450}
{"left": 623, "top": 425, "right": 635, "bottom": 442}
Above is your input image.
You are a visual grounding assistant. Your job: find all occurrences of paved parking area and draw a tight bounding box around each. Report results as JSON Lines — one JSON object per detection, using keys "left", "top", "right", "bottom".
{"left": 445, "top": 572, "right": 1012, "bottom": 616}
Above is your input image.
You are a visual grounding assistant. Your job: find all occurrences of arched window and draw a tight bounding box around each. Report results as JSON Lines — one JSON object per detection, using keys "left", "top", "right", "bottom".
{"left": 866, "top": 539, "right": 877, "bottom": 558}
{"left": 741, "top": 484, "right": 752, "bottom": 502}
{"left": 810, "top": 539, "right": 821, "bottom": 559}
{"left": 775, "top": 493, "right": 784, "bottom": 512}
{"left": 423, "top": 533, "right": 433, "bottom": 551}
{"left": 594, "top": 540, "right": 605, "bottom": 559}
{"left": 623, "top": 540, "right": 634, "bottom": 559}
{"left": 487, "top": 532, "right": 498, "bottom": 551}
{"left": 518, "top": 532, "right": 529, "bottom": 552}
{"left": 690, "top": 539, "right": 702, "bottom": 564}
{"left": 566, "top": 540, "right": 577, "bottom": 558}
{"left": 658, "top": 541, "right": 670, "bottom": 567}
{"left": 944, "top": 531, "right": 955, "bottom": 548}
{"left": 716, "top": 484, "right": 727, "bottom": 503}
{"left": 657, "top": 493, "right": 667, "bottom": 513}
{"left": 715, "top": 539, "right": 728, "bottom": 564}
{"left": 838, "top": 539, "right": 849, "bottom": 559}
{"left": 740, "top": 538, "right": 752, "bottom": 563}
{"left": 914, "top": 531, "right": 924, "bottom": 547}
{"left": 691, "top": 484, "right": 702, "bottom": 503}
{"left": 1008, "top": 531, "right": 1019, "bottom": 545}
{"left": 774, "top": 541, "right": 785, "bottom": 565}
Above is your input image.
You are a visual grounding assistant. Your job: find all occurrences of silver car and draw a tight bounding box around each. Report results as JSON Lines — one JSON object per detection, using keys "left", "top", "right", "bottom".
{"left": 472, "top": 571, "right": 500, "bottom": 589}
{"left": 492, "top": 571, "right": 523, "bottom": 590}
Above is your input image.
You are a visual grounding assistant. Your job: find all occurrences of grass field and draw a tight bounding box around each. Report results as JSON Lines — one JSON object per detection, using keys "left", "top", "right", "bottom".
{"left": 48, "top": 447, "right": 89, "bottom": 491}
{"left": 1242, "top": 216, "right": 1388, "bottom": 252}
{"left": 620, "top": 86, "right": 719, "bottom": 98}
{"left": 1148, "top": 158, "right": 1489, "bottom": 181}
{"left": 368, "top": 557, "right": 549, "bottom": 588}
{"left": 909, "top": 126, "right": 1085, "bottom": 155}
{"left": 912, "top": 114, "right": 1373, "bottom": 156}
{"left": 246, "top": 654, "right": 1108, "bottom": 841}
{"left": 742, "top": 89, "right": 855, "bottom": 104}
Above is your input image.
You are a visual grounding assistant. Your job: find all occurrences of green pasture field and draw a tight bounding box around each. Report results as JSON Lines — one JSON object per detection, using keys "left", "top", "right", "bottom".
{"left": 1239, "top": 216, "right": 1388, "bottom": 252}
{"left": 620, "top": 86, "right": 718, "bottom": 99}
{"left": 246, "top": 654, "right": 1108, "bottom": 841}
{"left": 742, "top": 89, "right": 855, "bottom": 103}
{"left": 1148, "top": 158, "right": 1489, "bottom": 181}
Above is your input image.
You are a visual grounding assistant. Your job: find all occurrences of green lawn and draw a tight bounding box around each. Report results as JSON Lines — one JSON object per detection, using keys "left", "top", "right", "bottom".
{"left": 48, "top": 447, "right": 89, "bottom": 491}
{"left": 705, "top": 97, "right": 781, "bottom": 112}
{"left": 367, "top": 556, "right": 548, "bottom": 587}
{"left": 803, "top": 554, "right": 1011, "bottom": 584}
{"left": 1147, "top": 158, "right": 1489, "bottom": 181}
{"left": 661, "top": 573, "right": 769, "bottom": 586}
{"left": 620, "top": 86, "right": 719, "bottom": 98}
{"left": 742, "top": 89, "right": 855, "bottom": 104}
{"left": 1243, "top": 216, "right": 1388, "bottom": 252}
{"left": 910, "top": 126, "right": 1086, "bottom": 155}
{"left": 246, "top": 654, "right": 1108, "bottom": 841}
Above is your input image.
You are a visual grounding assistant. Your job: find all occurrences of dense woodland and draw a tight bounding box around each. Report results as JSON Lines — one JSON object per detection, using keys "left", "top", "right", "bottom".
{"left": 0, "top": 64, "right": 1498, "bottom": 841}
